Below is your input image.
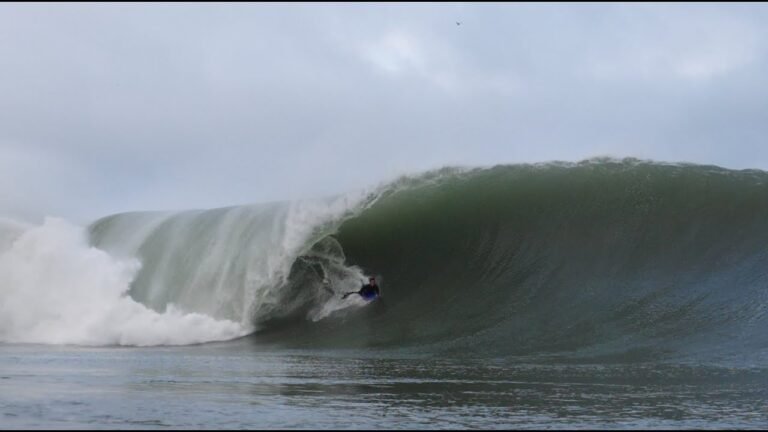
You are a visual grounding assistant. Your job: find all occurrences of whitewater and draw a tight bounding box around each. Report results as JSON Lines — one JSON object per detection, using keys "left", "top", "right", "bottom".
{"left": 0, "top": 184, "right": 386, "bottom": 346}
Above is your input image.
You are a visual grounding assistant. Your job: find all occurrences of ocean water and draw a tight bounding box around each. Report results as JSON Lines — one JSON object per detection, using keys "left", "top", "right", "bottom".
{"left": 2, "top": 158, "right": 768, "bottom": 428}
{"left": 2, "top": 342, "right": 767, "bottom": 429}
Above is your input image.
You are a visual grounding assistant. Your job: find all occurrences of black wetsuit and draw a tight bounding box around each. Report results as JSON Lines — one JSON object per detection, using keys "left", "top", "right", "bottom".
{"left": 359, "top": 283, "right": 380, "bottom": 299}
{"left": 343, "top": 282, "right": 380, "bottom": 300}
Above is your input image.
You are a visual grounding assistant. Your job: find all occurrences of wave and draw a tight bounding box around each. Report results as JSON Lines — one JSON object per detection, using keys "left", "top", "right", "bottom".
{"left": 323, "top": 159, "right": 768, "bottom": 359}
{"left": 2, "top": 158, "right": 768, "bottom": 360}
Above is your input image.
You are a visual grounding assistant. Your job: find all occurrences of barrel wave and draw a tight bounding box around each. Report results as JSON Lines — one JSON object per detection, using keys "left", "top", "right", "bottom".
{"left": 254, "top": 159, "right": 768, "bottom": 363}
{"left": 3, "top": 158, "right": 768, "bottom": 361}
{"left": 324, "top": 159, "right": 768, "bottom": 362}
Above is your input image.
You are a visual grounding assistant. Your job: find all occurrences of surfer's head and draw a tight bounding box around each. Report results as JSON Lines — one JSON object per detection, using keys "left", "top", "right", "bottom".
{"left": 369, "top": 276, "right": 376, "bottom": 285}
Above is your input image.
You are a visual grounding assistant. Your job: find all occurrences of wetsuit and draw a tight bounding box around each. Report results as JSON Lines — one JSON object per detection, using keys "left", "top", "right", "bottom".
{"left": 343, "top": 283, "right": 380, "bottom": 300}
{"left": 359, "top": 283, "right": 380, "bottom": 300}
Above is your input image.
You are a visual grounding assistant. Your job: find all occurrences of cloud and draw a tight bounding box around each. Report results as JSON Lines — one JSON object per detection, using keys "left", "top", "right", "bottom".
{"left": 359, "top": 27, "right": 520, "bottom": 96}
{"left": 0, "top": 3, "right": 767, "bottom": 222}
{"left": 575, "top": 5, "right": 765, "bottom": 82}
{"left": 363, "top": 30, "right": 426, "bottom": 76}
{"left": 0, "top": 141, "right": 90, "bottom": 223}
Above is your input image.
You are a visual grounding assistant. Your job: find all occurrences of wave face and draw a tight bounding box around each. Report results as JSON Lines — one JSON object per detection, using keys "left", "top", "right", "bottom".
{"left": 2, "top": 158, "right": 768, "bottom": 359}
{"left": 254, "top": 159, "right": 768, "bottom": 362}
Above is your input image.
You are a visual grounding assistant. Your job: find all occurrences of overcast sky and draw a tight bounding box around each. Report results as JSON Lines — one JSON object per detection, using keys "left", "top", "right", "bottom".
{"left": 2, "top": 3, "right": 768, "bottom": 223}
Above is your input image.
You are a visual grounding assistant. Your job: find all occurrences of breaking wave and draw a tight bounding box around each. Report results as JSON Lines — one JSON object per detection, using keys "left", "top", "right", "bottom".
{"left": 2, "top": 158, "right": 768, "bottom": 361}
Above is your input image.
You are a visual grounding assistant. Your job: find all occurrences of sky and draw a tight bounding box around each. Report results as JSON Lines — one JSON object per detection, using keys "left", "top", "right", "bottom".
{"left": 1, "top": 3, "right": 768, "bottom": 223}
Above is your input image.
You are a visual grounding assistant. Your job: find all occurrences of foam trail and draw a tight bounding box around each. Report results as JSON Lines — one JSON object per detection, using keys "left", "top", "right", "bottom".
{"left": 0, "top": 218, "right": 247, "bottom": 346}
